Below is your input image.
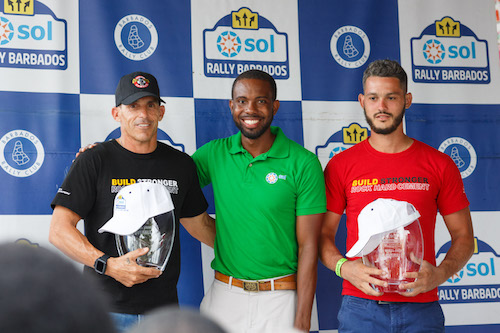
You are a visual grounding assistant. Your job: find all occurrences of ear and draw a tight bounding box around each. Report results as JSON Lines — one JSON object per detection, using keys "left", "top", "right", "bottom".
{"left": 111, "top": 106, "right": 120, "bottom": 122}
{"left": 405, "top": 92, "right": 413, "bottom": 109}
{"left": 158, "top": 105, "right": 166, "bottom": 121}
{"left": 272, "top": 100, "right": 280, "bottom": 116}
{"left": 229, "top": 99, "right": 234, "bottom": 114}
{"left": 358, "top": 93, "right": 365, "bottom": 109}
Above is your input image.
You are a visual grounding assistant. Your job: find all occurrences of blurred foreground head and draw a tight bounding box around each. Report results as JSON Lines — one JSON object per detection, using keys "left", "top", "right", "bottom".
{"left": 0, "top": 242, "right": 115, "bottom": 333}
{"left": 127, "top": 306, "right": 226, "bottom": 333}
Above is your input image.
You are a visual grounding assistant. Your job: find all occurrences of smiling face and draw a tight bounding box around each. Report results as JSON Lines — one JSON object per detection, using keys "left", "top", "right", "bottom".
{"left": 112, "top": 96, "right": 165, "bottom": 153}
{"left": 359, "top": 76, "right": 412, "bottom": 135}
{"left": 229, "top": 78, "right": 279, "bottom": 140}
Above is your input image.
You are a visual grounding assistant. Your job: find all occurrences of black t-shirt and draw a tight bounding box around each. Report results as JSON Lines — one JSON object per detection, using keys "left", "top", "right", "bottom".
{"left": 51, "top": 140, "right": 208, "bottom": 314}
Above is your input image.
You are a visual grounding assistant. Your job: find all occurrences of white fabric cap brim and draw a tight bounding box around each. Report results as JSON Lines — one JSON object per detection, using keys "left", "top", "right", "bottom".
{"left": 98, "top": 183, "right": 175, "bottom": 236}
{"left": 346, "top": 218, "right": 417, "bottom": 258}
{"left": 98, "top": 215, "right": 146, "bottom": 236}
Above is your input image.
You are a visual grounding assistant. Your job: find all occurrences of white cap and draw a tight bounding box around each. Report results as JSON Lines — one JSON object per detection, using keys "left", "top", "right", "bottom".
{"left": 98, "top": 182, "right": 174, "bottom": 236}
{"left": 345, "top": 198, "right": 421, "bottom": 258}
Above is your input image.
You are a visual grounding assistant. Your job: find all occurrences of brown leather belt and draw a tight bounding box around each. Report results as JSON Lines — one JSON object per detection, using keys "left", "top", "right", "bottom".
{"left": 215, "top": 271, "right": 297, "bottom": 292}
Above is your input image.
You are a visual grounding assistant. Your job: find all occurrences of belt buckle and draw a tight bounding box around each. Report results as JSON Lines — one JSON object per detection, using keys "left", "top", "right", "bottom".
{"left": 243, "top": 281, "right": 259, "bottom": 292}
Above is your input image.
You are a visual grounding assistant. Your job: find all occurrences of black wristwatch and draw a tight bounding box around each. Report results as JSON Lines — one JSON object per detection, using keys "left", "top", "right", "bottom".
{"left": 94, "top": 254, "right": 110, "bottom": 275}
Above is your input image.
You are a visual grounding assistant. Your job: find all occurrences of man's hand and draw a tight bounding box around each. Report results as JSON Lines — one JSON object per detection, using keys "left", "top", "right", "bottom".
{"left": 398, "top": 260, "right": 444, "bottom": 297}
{"left": 75, "top": 143, "right": 99, "bottom": 159}
{"left": 340, "top": 259, "right": 387, "bottom": 296}
{"left": 106, "top": 248, "right": 162, "bottom": 287}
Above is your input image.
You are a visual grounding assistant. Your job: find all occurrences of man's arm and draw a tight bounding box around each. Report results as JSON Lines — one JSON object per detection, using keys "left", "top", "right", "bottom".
{"left": 293, "top": 213, "right": 323, "bottom": 332}
{"left": 49, "top": 205, "right": 162, "bottom": 287}
{"left": 319, "top": 211, "right": 386, "bottom": 296}
{"left": 180, "top": 211, "right": 216, "bottom": 248}
{"left": 400, "top": 206, "right": 474, "bottom": 295}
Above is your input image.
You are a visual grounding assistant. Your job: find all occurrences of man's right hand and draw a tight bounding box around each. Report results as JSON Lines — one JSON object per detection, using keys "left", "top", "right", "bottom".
{"left": 341, "top": 259, "right": 387, "bottom": 296}
{"left": 106, "top": 248, "right": 162, "bottom": 287}
{"left": 75, "top": 142, "right": 99, "bottom": 159}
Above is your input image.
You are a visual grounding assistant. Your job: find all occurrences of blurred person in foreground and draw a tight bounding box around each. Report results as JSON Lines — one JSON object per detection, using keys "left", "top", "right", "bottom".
{"left": 0, "top": 242, "right": 115, "bottom": 333}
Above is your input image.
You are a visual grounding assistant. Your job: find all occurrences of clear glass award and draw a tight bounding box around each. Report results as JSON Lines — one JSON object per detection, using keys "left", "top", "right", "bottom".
{"left": 362, "top": 219, "right": 424, "bottom": 293}
{"left": 116, "top": 211, "right": 175, "bottom": 271}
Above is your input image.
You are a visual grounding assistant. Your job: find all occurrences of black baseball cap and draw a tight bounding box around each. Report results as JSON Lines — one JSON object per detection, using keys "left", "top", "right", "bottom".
{"left": 115, "top": 71, "right": 166, "bottom": 106}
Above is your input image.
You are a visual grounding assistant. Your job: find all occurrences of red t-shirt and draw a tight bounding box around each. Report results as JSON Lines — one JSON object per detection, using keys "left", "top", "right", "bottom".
{"left": 324, "top": 138, "right": 469, "bottom": 302}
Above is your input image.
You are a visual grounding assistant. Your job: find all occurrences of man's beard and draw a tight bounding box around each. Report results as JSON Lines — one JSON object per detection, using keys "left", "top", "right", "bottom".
{"left": 234, "top": 114, "right": 274, "bottom": 139}
{"left": 364, "top": 107, "right": 405, "bottom": 135}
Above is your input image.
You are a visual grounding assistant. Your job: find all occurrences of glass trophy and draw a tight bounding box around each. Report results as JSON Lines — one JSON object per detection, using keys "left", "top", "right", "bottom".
{"left": 116, "top": 211, "right": 175, "bottom": 271}
{"left": 362, "top": 219, "right": 424, "bottom": 293}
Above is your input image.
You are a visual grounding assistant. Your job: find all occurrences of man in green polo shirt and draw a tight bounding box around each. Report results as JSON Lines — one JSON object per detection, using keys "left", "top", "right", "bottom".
{"left": 194, "top": 70, "right": 326, "bottom": 333}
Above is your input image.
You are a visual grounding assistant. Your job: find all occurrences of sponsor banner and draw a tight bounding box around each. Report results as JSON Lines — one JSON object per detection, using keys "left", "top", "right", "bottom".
{"left": 439, "top": 284, "right": 500, "bottom": 304}
{"left": 191, "top": 0, "right": 301, "bottom": 100}
{"left": 438, "top": 237, "right": 499, "bottom": 304}
{"left": 410, "top": 17, "right": 490, "bottom": 84}
{"left": 0, "top": 91, "right": 80, "bottom": 214}
{"left": 301, "top": 100, "right": 368, "bottom": 169}
{"left": 406, "top": 104, "right": 500, "bottom": 211}
{"left": 0, "top": 0, "right": 67, "bottom": 70}
{"left": 298, "top": 0, "right": 400, "bottom": 101}
{"left": 399, "top": 0, "right": 500, "bottom": 104}
{"left": 436, "top": 212, "right": 500, "bottom": 326}
{"left": 0, "top": 0, "right": 79, "bottom": 93}
{"left": 78, "top": 0, "right": 193, "bottom": 97}
{"left": 203, "top": 7, "right": 289, "bottom": 79}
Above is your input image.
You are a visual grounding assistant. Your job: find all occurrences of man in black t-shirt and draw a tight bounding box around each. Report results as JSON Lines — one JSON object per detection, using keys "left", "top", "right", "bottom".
{"left": 49, "top": 72, "right": 215, "bottom": 332}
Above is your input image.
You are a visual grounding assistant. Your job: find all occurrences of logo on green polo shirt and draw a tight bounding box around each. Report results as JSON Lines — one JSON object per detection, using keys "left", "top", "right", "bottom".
{"left": 266, "top": 172, "right": 278, "bottom": 184}
{"left": 265, "top": 172, "right": 286, "bottom": 184}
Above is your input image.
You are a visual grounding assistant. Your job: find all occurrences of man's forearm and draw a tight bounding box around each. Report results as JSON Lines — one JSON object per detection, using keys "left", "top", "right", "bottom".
{"left": 180, "top": 212, "right": 216, "bottom": 248}
{"left": 294, "top": 243, "right": 318, "bottom": 332}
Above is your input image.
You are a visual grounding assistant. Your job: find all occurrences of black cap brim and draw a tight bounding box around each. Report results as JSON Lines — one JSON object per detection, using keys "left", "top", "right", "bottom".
{"left": 117, "top": 92, "right": 166, "bottom": 107}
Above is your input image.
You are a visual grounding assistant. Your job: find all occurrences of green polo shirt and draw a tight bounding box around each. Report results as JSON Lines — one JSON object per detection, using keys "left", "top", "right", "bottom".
{"left": 193, "top": 127, "right": 326, "bottom": 280}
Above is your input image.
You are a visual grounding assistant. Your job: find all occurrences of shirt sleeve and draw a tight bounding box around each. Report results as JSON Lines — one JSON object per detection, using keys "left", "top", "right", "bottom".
{"left": 437, "top": 155, "right": 470, "bottom": 216}
{"left": 50, "top": 150, "right": 99, "bottom": 218}
{"left": 324, "top": 155, "right": 347, "bottom": 215}
{"left": 295, "top": 155, "right": 327, "bottom": 216}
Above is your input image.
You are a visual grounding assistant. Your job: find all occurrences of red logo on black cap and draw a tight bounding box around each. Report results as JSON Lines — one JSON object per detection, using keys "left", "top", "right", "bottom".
{"left": 132, "top": 75, "right": 150, "bottom": 88}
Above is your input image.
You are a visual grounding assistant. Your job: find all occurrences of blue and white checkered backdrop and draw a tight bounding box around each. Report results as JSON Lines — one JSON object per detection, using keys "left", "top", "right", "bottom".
{"left": 0, "top": 1, "right": 499, "bottom": 332}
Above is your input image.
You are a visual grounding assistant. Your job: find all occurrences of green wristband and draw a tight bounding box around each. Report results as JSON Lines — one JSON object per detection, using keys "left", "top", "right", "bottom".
{"left": 335, "top": 258, "right": 348, "bottom": 278}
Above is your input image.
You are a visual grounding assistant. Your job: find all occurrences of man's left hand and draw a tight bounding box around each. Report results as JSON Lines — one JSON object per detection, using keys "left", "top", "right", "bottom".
{"left": 398, "top": 260, "right": 445, "bottom": 297}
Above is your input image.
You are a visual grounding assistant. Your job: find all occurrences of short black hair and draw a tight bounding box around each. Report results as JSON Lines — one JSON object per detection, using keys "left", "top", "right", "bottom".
{"left": 231, "top": 69, "right": 277, "bottom": 101}
{"left": 362, "top": 59, "right": 408, "bottom": 93}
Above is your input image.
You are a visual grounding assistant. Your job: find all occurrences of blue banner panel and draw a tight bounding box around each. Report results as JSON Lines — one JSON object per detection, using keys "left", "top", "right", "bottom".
{"left": 298, "top": 0, "right": 400, "bottom": 101}
{"left": 446, "top": 324, "right": 500, "bottom": 333}
{"left": 79, "top": 0, "right": 193, "bottom": 97}
{"left": 178, "top": 227, "right": 204, "bottom": 306}
{"left": 316, "top": 215, "right": 347, "bottom": 331}
{"left": 0, "top": 91, "right": 80, "bottom": 214}
{"left": 405, "top": 104, "right": 500, "bottom": 211}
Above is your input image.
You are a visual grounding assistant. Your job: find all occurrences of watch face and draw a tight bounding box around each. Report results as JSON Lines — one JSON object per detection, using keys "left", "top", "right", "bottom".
{"left": 116, "top": 211, "right": 175, "bottom": 271}
{"left": 95, "top": 256, "right": 107, "bottom": 274}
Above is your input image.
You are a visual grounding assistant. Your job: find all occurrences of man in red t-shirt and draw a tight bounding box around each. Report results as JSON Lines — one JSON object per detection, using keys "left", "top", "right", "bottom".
{"left": 319, "top": 59, "right": 474, "bottom": 332}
